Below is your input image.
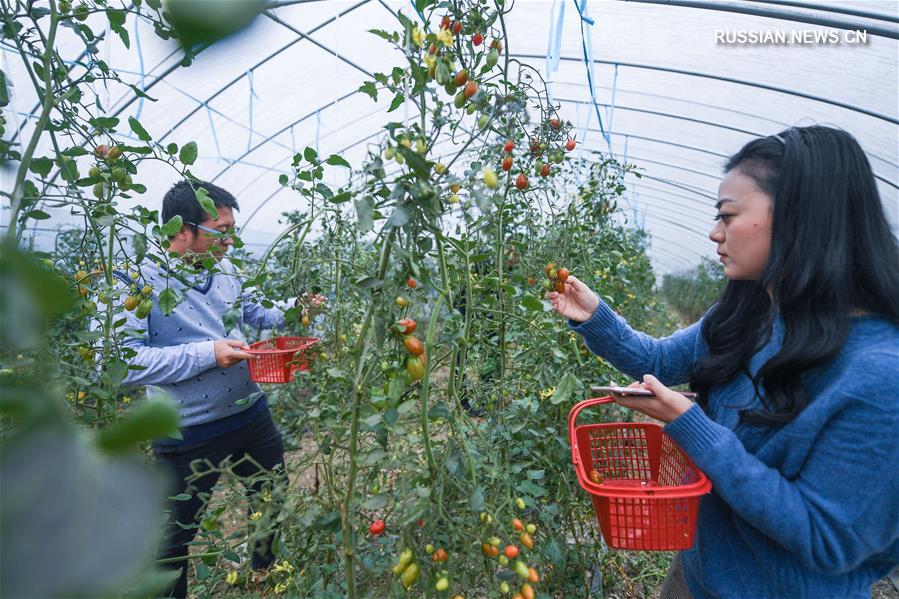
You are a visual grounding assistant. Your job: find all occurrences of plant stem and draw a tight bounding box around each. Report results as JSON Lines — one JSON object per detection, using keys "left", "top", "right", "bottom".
{"left": 419, "top": 292, "right": 445, "bottom": 480}
{"left": 5, "top": 1, "right": 59, "bottom": 243}
{"left": 340, "top": 226, "right": 397, "bottom": 599}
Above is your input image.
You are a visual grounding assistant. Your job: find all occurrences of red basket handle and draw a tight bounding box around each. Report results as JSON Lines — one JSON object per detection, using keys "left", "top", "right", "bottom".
{"left": 568, "top": 396, "right": 615, "bottom": 467}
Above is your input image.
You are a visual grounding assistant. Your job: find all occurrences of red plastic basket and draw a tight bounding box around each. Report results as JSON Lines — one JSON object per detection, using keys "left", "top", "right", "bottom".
{"left": 569, "top": 396, "right": 712, "bottom": 551}
{"left": 245, "top": 336, "right": 319, "bottom": 383}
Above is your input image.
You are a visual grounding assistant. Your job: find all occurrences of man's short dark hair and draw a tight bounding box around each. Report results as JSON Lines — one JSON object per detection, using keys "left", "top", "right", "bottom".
{"left": 162, "top": 180, "right": 239, "bottom": 235}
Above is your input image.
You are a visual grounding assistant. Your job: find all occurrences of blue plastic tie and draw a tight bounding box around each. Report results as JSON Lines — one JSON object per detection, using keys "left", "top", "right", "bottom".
{"left": 572, "top": 0, "right": 612, "bottom": 156}
{"left": 409, "top": 0, "right": 429, "bottom": 29}
{"left": 545, "top": 0, "right": 556, "bottom": 103}
{"left": 205, "top": 103, "right": 223, "bottom": 159}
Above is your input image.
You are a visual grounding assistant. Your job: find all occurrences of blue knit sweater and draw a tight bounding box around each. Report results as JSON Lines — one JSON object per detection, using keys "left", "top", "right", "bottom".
{"left": 118, "top": 259, "right": 289, "bottom": 441}
{"left": 570, "top": 301, "right": 899, "bottom": 598}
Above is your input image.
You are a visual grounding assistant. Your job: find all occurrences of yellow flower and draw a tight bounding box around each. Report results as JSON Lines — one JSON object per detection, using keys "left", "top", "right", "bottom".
{"left": 540, "top": 387, "right": 556, "bottom": 400}
{"left": 274, "top": 582, "right": 287, "bottom": 594}
{"left": 250, "top": 511, "right": 262, "bottom": 521}
{"left": 273, "top": 560, "right": 294, "bottom": 574}
{"left": 410, "top": 25, "right": 424, "bottom": 47}
{"left": 436, "top": 28, "right": 453, "bottom": 47}
{"left": 423, "top": 54, "right": 437, "bottom": 70}
{"left": 262, "top": 489, "right": 272, "bottom": 503}
{"left": 225, "top": 571, "right": 239, "bottom": 586}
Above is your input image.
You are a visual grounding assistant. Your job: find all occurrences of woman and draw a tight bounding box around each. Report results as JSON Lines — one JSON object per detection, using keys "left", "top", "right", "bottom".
{"left": 548, "top": 126, "right": 899, "bottom": 598}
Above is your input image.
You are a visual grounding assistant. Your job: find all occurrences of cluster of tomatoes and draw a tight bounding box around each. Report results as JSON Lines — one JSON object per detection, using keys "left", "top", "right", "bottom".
{"left": 72, "top": 268, "right": 153, "bottom": 318}
{"left": 482, "top": 116, "right": 577, "bottom": 195}
{"left": 89, "top": 144, "right": 133, "bottom": 199}
{"left": 478, "top": 499, "right": 543, "bottom": 598}
{"left": 394, "top": 276, "right": 426, "bottom": 381}
{"left": 545, "top": 263, "right": 570, "bottom": 293}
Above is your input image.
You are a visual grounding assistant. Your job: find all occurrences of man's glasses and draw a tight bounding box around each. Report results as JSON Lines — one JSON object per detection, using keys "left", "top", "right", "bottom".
{"left": 187, "top": 222, "right": 239, "bottom": 239}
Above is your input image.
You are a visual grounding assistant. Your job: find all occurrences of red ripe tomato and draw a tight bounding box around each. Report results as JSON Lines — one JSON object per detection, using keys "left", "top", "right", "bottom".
{"left": 472, "top": 32, "right": 483, "bottom": 46}
{"left": 528, "top": 567, "right": 540, "bottom": 583}
{"left": 397, "top": 318, "right": 417, "bottom": 335}
{"left": 452, "top": 20, "right": 462, "bottom": 34}
{"left": 454, "top": 70, "right": 468, "bottom": 87}
{"left": 557, "top": 267, "right": 569, "bottom": 283}
{"left": 503, "top": 140, "right": 515, "bottom": 153}
{"left": 502, "top": 155, "right": 513, "bottom": 172}
{"left": 464, "top": 80, "right": 478, "bottom": 99}
{"left": 512, "top": 518, "right": 524, "bottom": 531}
{"left": 369, "top": 519, "right": 385, "bottom": 536}
{"left": 540, "top": 163, "right": 551, "bottom": 177}
{"left": 550, "top": 117, "right": 560, "bottom": 129}
{"left": 527, "top": 277, "right": 535, "bottom": 285}
{"left": 432, "top": 548, "right": 448, "bottom": 563}
{"left": 441, "top": 15, "right": 451, "bottom": 29}
{"left": 406, "top": 276, "right": 418, "bottom": 289}
{"left": 565, "top": 138, "right": 576, "bottom": 151}
{"left": 504, "top": 545, "right": 519, "bottom": 559}
{"left": 515, "top": 174, "right": 528, "bottom": 190}
{"left": 554, "top": 281, "right": 565, "bottom": 293}
{"left": 429, "top": 43, "right": 438, "bottom": 55}
{"left": 404, "top": 335, "right": 425, "bottom": 356}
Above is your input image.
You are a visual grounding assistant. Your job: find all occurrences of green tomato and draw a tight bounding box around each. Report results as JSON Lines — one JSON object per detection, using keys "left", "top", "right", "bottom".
{"left": 515, "top": 559, "right": 530, "bottom": 579}
{"left": 401, "top": 562, "right": 420, "bottom": 588}
{"left": 486, "top": 48, "right": 500, "bottom": 69}
{"left": 454, "top": 92, "right": 466, "bottom": 109}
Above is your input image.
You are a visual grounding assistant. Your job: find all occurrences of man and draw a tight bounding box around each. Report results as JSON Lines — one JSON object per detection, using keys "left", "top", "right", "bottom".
{"left": 118, "top": 180, "right": 318, "bottom": 599}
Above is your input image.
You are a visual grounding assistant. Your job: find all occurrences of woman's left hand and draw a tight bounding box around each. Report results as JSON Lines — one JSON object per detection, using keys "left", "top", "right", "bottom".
{"left": 612, "top": 374, "right": 694, "bottom": 423}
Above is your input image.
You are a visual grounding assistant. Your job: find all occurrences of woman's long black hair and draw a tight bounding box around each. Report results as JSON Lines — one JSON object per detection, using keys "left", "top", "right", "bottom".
{"left": 690, "top": 126, "right": 899, "bottom": 425}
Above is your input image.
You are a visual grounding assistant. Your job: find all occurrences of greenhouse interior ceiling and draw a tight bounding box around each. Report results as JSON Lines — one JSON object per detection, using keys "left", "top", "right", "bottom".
{"left": 3, "top": 0, "right": 898, "bottom": 274}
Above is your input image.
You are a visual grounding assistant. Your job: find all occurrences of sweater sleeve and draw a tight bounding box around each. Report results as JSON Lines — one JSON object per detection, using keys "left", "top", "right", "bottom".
{"left": 118, "top": 291, "right": 217, "bottom": 386}
{"left": 569, "top": 297, "right": 706, "bottom": 386}
{"left": 663, "top": 353, "right": 899, "bottom": 574}
{"left": 241, "top": 296, "right": 289, "bottom": 330}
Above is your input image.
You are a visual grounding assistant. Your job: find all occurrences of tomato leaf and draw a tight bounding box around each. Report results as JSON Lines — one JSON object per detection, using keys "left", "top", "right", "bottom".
{"left": 387, "top": 93, "right": 404, "bottom": 113}
{"left": 160, "top": 215, "right": 183, "bottom": 237}
{"left": 179, "top": 141, "right": 198, "bottom": 165}
{"left": 359, "top": 81, "right": 378, "bottom": 101}
{"left": 97, "top": 398, "right": 180, "bottom": 453}
{"left": 158, "top": 287, "right": 179, "bottom": 316}
{"left": 520, "top": 294, "right": 547, "bottom": 312}
{"left": 195, "top": 187, "right": 218, "bottom": 219}
{"left": 128, "top": 116, "right": 151, "bottom": 142}
{"left": 469, "top": 486, "right": 485, "bottom": 512}
{"left": 325, "top": 154, "right": 350, "bottom": 168}
{"left": 550, "top": 372, "right": 583, "bottom": 405}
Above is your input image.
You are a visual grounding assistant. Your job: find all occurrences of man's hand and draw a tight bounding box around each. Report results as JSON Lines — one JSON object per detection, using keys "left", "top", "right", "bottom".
{"left": 611, "top": 375, "right": 694, "bottom": 423}
{"left": 545, "top": 275, "right": 600, "bottom": 323}
{"left": 214, "top": 339, "right": 256, "bottom": 368}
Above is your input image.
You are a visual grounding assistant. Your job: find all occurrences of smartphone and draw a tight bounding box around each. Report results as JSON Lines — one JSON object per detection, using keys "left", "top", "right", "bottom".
{"left": 590, "top": 385, "right": 698, "bottom": 399}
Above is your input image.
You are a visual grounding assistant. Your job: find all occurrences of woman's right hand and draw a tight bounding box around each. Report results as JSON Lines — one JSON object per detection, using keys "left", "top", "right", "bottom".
{"left": 545, "top": 275, "right": 599, "bottom": 323}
